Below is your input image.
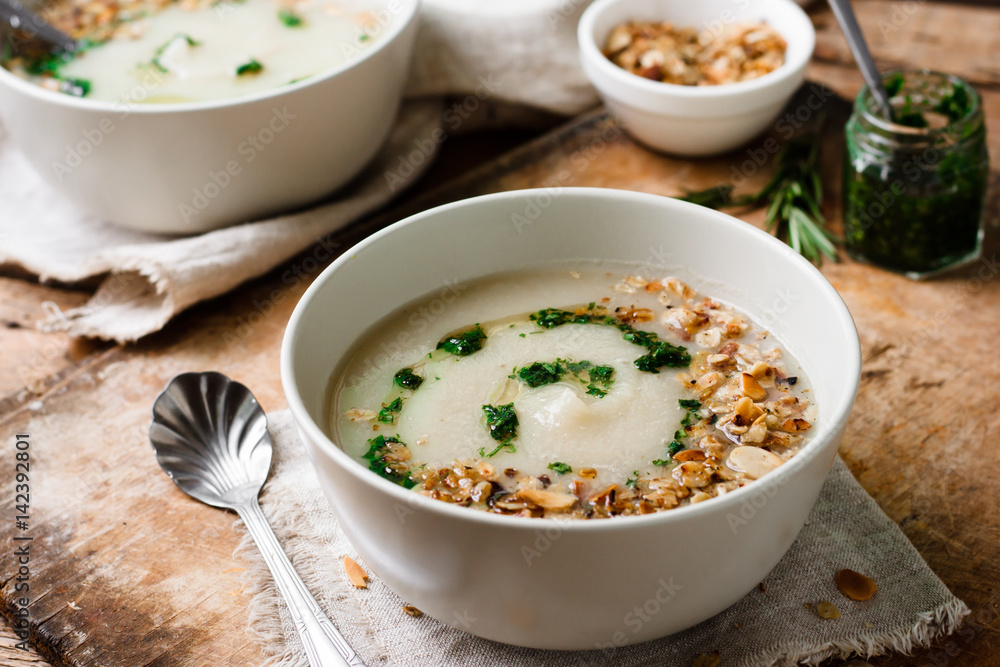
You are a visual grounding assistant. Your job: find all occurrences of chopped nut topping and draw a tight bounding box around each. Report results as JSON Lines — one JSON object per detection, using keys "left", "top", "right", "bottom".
{"left": 402, "top": 605, "right": 423, "bottom": 617}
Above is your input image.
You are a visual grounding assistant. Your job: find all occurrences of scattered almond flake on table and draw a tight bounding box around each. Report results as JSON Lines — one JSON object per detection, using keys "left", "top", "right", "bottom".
{"left": 402, "top": 605, "right": 423, "bottom": 618}
{"left": 816, "top": 601, "right": 842, "bottom": 619}
{"left": 343, "top": 556, "right": 368, "bottom": 589}
{"left": 838, "top": 568, "right": 878, "bottom": 601}
{"left": 691, "top": 651, "right": 721, "bottom": 667}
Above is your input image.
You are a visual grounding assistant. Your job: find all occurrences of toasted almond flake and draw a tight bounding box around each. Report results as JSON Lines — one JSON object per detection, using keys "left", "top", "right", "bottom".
{"left": 692, "top": 651, "right": 721, "bottom": 667}
{"left": 727, "top": 446, "right": 782, "bottom": 479}
{"left": 706, "top": 353, "right": 732, "bottom": 367}
{"left": 740, "top": 372, "right": 767, "bottom": 400}
{"left": 402, "top": 605, "right": 423, "bottom": 617}
{"left": 343, "top": 556, "right": 369, "bottom": 588}
{"left": 815, "top": 600, "right": 841, "bottom": 619}
{"left": 781, "top": 418, "right": 812, "bottom": 432}
{"left": 673, "top": 449, "right": 707, "bottom": 463}
{"left": 579, "top": 467, "right": 598, "bottom": 479}
{"left": 837, "top": 569, "right": 878, "bottom": 601}
{"left": 519, "top": 488, "right": 577, "bottom": 510}
{"left": 344, "top": 408, "right": 377, "bottom": 422}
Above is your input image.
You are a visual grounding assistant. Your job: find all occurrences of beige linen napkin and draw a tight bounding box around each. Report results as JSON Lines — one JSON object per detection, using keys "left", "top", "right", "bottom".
{"left": 238, "top": 410, "right": 969, "bottom": 667}
{"left": 0, "top": 0, "right": 596, "bottom": 342}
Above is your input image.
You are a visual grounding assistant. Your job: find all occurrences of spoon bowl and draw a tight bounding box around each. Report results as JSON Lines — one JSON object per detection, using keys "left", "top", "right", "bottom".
{"left": 150, "top": 372, "right": 365, "bottom": 667}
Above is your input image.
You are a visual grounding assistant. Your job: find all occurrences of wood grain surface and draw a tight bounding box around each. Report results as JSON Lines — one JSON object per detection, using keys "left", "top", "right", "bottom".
{"left": 2, "top": 1, "right": 1000, "bottom": 665}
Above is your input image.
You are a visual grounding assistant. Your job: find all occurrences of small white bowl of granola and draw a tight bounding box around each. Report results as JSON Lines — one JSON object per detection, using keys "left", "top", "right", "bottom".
{"left": 578, "top": 0, "right": 815, "bottom": 156}
{"left": 0, "top": 0, "right": 419, "bottom": 233}
{"left": 282, "top": 187, "right": 861, "bottom": 649}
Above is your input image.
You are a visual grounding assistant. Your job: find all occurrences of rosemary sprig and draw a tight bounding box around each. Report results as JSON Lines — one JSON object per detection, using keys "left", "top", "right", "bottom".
{"left": 679, "top": 137, "right": 838, "bottom": 264}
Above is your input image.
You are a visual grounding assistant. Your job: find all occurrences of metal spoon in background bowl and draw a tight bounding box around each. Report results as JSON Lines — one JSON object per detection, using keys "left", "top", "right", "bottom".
{"left": 0, "top": 0, "right": 76, "bottom": 53}
{"left": 826, "top": 0, "right": 893, "bottom": 119}
{"left": 150, "top": 372, "right": 365, "bottom": 667}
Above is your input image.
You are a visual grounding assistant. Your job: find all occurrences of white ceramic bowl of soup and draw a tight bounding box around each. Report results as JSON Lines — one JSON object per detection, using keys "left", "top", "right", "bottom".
{"left": 578, "top": 0, "right": 815, "bottom": 156}
{"left": 0, "top": 0, "right": 419, "bottom": 234}
{"left": 281, "top": 187, "right": 860, "bottom": 650}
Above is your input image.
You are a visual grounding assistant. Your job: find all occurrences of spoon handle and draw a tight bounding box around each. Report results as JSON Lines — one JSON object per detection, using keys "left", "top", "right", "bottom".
{"left": 238, "top": 498, "right": 366, "bottom": 667}
{"left": 0, "top": 0, "right": 76, "bottom": 52}
{"left": 826, "top": 0, "right": 892, "bottom": 118}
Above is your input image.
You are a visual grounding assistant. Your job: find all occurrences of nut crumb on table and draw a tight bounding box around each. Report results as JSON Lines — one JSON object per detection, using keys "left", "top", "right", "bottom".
{"left": 343, "top": 556, "right": 368, "bottom": 588}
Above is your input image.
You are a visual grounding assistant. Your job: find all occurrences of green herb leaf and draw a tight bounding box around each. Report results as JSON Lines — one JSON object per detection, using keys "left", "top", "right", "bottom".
{"left": 548, "top": 462, "right": 572, "bottom": 475}
{"left": 278, "top": 7, "right": 303, "bottom": 26}
{"left": 517, "top": 361, "right": 565, "bottom": 388}
{"left": 684, "top": 125, "right": 839, "bottom": 264}
{"left": 678, "top": 184, "right": 735, "bottom": 208}
{"left": 651, "top": 459, "right": 671, "bottom": 467}
{"left": 626, "top": 471, "right": 639, "bottom": 488}
{"left": 59, "top": 77, "right": 90, "bottom": 97}
{"left": 437, "top": 325, "right": 487, "bottom": 356}
{"left": 363, "top": 435, "right": 415, "bottom": 488}
{"left": 393, "top": 367, "right": 424, "bottom": 390}
{"left": 634, "top": 341, "right": 691, "bottom": 373}
{"left": 236, "top": 58, "right": 264, "bottom": 76}
{"left": 376, "top": 397, "right": 402, "bottom": 424}
{"left": 480, "top": 403, "right": 518, "bottom": 457}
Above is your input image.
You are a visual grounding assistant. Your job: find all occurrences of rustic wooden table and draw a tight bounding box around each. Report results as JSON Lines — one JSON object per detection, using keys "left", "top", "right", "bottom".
{"left": 2, "top": 1, "right": 999, "bottom": 665}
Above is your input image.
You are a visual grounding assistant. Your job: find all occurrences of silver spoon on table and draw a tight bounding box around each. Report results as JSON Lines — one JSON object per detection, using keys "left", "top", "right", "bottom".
{"left": 826, "top": 0, "right": 893, "bottom": 119}
{"left": 0, "top": 0, "right": 76, "bottom": 53}
{"left": 150, "top": 372, "right": 365, "bottom": 667}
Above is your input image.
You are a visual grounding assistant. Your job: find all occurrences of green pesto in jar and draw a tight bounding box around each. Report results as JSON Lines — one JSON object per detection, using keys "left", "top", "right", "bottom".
{"left": 843, "top": 70, "right": 988, "bottom": 278}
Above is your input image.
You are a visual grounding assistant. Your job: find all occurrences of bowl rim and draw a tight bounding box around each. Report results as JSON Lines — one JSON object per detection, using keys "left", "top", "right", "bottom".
{"left": 0, "top": 0, "right": 420, "bottom": 114}
{"left": 281, "top": 187, "right": 861, "bottom": 533}
{"left": 577, "top": 0, "right": 816, "bottom": 100}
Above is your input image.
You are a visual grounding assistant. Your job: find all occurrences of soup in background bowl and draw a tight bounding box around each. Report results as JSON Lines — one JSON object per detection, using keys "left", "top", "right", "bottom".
{"left": 0, "top": 0, "right": 418, "bottom": 233}
{"left": 281, "top": 187, "right": 861, "bottom": 649}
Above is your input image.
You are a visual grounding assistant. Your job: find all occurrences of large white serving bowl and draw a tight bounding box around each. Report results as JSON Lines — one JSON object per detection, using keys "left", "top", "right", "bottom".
{"left": 578, "top": 0, "right": 815, "bottom": 156}
{"left": 0, "top": 0, "right": 419, "bottom": 234}
{"left": 281, "top": 187, "right": 860, "bottom": 650}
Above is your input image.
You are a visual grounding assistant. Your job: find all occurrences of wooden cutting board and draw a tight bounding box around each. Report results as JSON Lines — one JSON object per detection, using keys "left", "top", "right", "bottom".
{"left": 3, "top": 2, "right": 1000, "bottom": 660}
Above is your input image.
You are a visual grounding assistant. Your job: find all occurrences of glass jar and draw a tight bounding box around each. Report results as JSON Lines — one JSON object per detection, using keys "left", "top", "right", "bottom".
{"left": 842, "top": 70, "right": 989, "bottom": 279}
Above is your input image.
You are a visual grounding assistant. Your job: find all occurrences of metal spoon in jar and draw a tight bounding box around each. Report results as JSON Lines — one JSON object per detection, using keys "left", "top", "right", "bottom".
{"left": 826, "top": 0, "right": 893, "bottom": 119}
{"left": 150, "top": 372, "right": 365, "bottom": 667}
{"left": 0, "top": 0, "right": 76, "bottom": 53}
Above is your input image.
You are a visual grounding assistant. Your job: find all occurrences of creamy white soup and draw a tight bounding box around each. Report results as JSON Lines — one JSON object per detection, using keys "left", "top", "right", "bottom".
{"left": 331, "top": 265, "right": 816, "bottom": 519}
{"left": 2, "top": 0, "right": 389, "bottom": 102}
